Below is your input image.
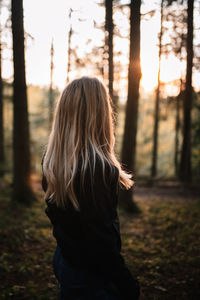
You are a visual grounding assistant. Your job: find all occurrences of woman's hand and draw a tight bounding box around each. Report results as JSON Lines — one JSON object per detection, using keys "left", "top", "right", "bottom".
{"left": 138, "top": 290, "right": 145, "bottom": 300}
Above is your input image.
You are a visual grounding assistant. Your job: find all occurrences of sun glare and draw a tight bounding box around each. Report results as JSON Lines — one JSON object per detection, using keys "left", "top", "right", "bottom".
{"left": 140, "top": 54, "right": 182, "bottom": 93}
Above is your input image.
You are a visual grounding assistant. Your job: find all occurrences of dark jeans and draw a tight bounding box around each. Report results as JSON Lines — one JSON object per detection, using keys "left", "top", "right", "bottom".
{"left": 53, "top": 245, "right": 121, "bottom": 300}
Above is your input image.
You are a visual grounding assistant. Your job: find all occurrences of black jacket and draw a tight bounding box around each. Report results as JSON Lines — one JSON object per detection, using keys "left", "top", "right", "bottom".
{"left": 41, "top": 154, "right": 140, "bottom": 300}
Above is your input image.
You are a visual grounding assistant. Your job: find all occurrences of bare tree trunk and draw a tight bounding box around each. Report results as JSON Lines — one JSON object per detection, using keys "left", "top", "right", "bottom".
{"left": 151, "top": 0, "right": 164, "bottom": 178}
{"left": 174, "top": 78, "right": 183, "bottom": 176}
{"left": 175, "top": 93, "right": 180, "bottom": 176}
{"left": 105, "top": 0, "right": 115, "bottom": 107}
{"left": 11, "top": 0, "right": 35, "bottom": 203}
{"left": 179, "top": 0, "right": 194, "bottom": 183}
{"left": 119, "top": 0, "right": 141, "bottom": 213}
{"left": 0, "top": 13, "right": 4, "bottom": 176}
{"left": 66, "top": 9, "right": 73, "bottom": 84}
{"left": 49, "top": 39, "right": 54, "bottom": 128}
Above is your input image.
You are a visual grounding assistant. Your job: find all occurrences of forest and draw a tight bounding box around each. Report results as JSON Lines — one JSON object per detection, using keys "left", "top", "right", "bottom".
{"left": 0, "top": 0, "right": 200, "bottom": 299}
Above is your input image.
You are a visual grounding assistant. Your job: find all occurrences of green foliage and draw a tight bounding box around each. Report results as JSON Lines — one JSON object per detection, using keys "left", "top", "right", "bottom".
{"left": 2, "top": 82, "right": 200, "bottom": 181}
{"left": 3, "top": 84, "right": 60, "bottom": 176}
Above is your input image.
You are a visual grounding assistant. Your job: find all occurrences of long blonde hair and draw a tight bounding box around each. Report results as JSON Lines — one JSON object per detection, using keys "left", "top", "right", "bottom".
{"left": 42, "top": 76, "right": 134, "bottom": 210}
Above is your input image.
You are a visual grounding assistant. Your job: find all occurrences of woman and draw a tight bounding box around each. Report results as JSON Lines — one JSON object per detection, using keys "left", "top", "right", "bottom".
{"left": 41, "top": 77, "right": 145, "bottom": 300}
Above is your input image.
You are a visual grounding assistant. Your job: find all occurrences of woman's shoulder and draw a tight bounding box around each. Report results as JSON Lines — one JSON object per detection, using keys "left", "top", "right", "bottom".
{"left": 76, "top": 154, "right": 119, "bottom": 216}
{"left": 89, "top": 153, "right": 119, "bottom": 181}
{"left": 76, "top": 153, "right": 119, "bottom": 190}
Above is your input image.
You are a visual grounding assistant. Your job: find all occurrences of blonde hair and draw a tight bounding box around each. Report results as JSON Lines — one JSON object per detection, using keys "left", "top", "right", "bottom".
{"left": 42, "top": 76, "right": 134, "bottom": 210}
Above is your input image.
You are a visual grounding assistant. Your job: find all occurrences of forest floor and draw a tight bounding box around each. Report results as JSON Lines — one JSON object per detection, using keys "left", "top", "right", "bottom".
{"left": 0, "top": 177, "right": 200, "bottom": 300}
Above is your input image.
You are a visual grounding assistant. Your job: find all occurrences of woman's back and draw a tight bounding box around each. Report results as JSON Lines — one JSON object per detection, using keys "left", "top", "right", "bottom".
{"left": 41, "top": 76, "right": 142, "bottom": 299}
{"left": 42, "top": 151, "right": 140, "bottom": 299}
{"left": 42, "top": 153, "right": 121, "bottom": 265}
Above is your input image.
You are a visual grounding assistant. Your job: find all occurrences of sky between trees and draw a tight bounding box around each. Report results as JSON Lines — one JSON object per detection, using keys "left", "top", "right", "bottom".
{"left": 1, "top": 0, "right": 200, "bottom": 99}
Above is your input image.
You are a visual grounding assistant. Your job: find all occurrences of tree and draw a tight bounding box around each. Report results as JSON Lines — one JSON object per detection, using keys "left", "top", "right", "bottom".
{"left": 179, "top": 0, "right": 194, "bottom": 182}
{"left": 0, "top": 0, "right": 4, "bottom": 176}
{"left": 151, "top": 0, "right": 164, "bottom": 178}
{"left": 174, "top": 84, "right": 182, "bottom": 176}
{"left": 11, "top": 0, "right": 35, "bottom": 203}
{"left": 162, "top": 0, "right": 187, "bottom": 176}
{"left": 170, "top": 14, "right": 186, "bottom": 177}
{"left": 66, "top": 8, "right": 73, "bottom": 83}
{"left": 49, "top": 39, "right": 54, "bottom": 128}
{"left": 105, "top": 0, "right": 114, "bottom": 106}
{"left": 119, "top": 0, "right": 141, "bottom": 212}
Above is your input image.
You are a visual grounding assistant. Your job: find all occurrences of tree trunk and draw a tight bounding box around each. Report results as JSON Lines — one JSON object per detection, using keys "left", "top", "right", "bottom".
{"left": 11, "top": 0, "right": 35, "bottom": 203}
{"left": 179, "top": 0, "right": 194, "bottom": 183}
{"left": 151, "top": 0, "right": 164, "bottom": 178}
{"left": 49, "top": 39, "right": 54, "bottom": 129}
{"left": 119, "top": 0, "right": 141, "bottom": 213}
{"left": 105, "top": 0, "right": 115, "bottom": 107}
{"left": 174, "top": 78, "right": 183, "bottom": 176}
{"left": 0, "top": 16, "right": 4, "bottom": 176}
{"left": 66, "top": 9, "right": 72, "bottom": 84}
{"left": 175, "top": 93, "right": 180, "bottom": 176}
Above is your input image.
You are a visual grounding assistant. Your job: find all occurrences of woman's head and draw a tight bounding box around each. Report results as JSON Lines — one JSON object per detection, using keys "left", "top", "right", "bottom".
{"left": 43, "top": 76, "right": 134, "bottom": 210}
{"left": 54, "top": 76, "right": 114, "bottom": 155}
